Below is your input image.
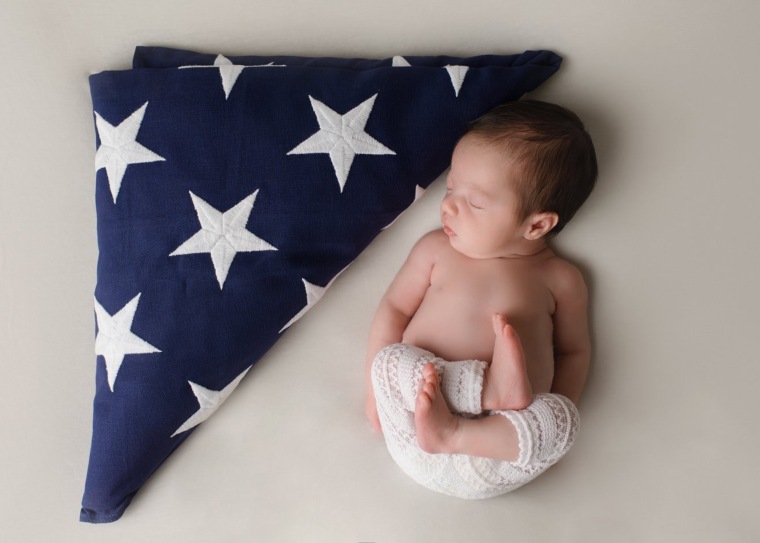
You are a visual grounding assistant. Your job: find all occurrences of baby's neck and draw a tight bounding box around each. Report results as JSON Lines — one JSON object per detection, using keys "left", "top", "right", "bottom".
{"left": 496, "top": 239, "right": 552, "bottom": 260}
{"left": 452, "top": 239, "right": 552, "bottom": 261}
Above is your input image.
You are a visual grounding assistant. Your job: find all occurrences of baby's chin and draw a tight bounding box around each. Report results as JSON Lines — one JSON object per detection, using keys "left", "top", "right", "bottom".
{"left": 446, "top": 235, "right": 493, "bottom": 260}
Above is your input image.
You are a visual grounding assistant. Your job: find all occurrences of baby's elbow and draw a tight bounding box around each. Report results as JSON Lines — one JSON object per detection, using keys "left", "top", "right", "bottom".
{"left": 381, "top": 294, "right": 420, "bottom": 323}
{"left": 556, "top": 346, "right": 591, "bottom": 365}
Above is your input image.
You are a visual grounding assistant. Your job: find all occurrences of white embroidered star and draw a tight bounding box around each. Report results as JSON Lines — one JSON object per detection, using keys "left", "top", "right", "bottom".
{"left": 392, "top": 58, "right": 468, "bottom": 96}
{"left": 179, "top": 54, "right": 285, "bottom": 99}
{"left": 171, "top": 366, "right": 251, "bottom": 437}
{"left": 279, "top": 279, "right": 326, "bottom": 333}
{"left": 279, "top": 268, "right": 348, "bottom": 332}
{"left": 94, "top": 102, "right": 165, "bottom": 203}
{"left": 170, "top": 191, "right": 278, "bottom": 289}
{"left": 94, "top": 293, "right": 161, "bottom": 392}
{"left": 445, "top": 65, "right": 469, "bottom": 97}
{"left": 287, "top": 94, "right": 396, "bottom": 192}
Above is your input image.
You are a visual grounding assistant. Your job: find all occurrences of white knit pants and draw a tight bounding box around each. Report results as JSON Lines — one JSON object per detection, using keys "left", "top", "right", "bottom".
{"left": 371, "top": 343, "right": 579, "bottom": 499}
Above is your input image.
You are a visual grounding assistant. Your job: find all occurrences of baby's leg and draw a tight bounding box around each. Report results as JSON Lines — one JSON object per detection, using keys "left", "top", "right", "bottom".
{"left": 371, "top": 343, "right": 487, "bottom": 420}
{"left": 372, "top": 343, "right": 579, "bottom": 498}
{"left": 417, "top": 364, "right": 579, "bottom": 471}
{"left": 371, "top": 326, "right": 530, "bottom": 462}
{"left": 481, "top": 313, "right": 533, "bottom": 411}
{"left": 372, "top": 343, "right": 503, "bottom": 497}
{"left": 416, "top": 362, "right": 521, "bottom": 461}
{"left": 370, "top": 344, "right": 487, "bottom": 483}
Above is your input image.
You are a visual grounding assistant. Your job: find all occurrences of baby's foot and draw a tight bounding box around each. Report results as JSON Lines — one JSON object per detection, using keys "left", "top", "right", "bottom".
{"left": 482, "top": 314, "right": 533, "bottom": 411}
{"left": 415, "top": 363, "right": 460, "bottom": 455}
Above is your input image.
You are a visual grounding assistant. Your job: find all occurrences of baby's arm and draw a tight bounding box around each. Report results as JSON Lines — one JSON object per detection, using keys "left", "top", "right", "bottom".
{"left": 365, "top": 230, "right": 440, "bottom": 431}
{"left": 549, "top": 262, "right": 591, "bottom": 406}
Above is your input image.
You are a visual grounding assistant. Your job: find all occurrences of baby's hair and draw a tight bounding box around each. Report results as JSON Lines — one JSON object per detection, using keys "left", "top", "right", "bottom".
{"left": 462, "top": 100, "right": 597, "bottom": 236}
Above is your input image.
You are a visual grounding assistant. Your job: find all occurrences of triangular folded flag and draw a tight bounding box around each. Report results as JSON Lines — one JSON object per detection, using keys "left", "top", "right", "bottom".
{"left": 81, "top": 46, "right": 562, "bottom": 523}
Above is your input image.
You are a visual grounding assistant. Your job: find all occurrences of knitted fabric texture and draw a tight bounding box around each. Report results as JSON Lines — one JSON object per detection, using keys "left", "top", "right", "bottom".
{"left": 371, "top": 343, "right": 579, "bottom": 499}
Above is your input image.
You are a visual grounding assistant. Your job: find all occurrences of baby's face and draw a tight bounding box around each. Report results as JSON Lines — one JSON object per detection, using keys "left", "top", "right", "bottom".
{"left": 441, "top": 136, "right": 525, "bottom": 259}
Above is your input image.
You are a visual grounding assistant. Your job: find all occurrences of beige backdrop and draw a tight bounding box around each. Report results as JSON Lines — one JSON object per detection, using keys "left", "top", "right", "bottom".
{"left": 1, "top": 0, "right": 758, "bottom": 541}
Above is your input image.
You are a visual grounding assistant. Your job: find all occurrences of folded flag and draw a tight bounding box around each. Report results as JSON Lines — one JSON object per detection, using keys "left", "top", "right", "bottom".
{"left": 81, "top": 45, "right": 561, "bottom": 523}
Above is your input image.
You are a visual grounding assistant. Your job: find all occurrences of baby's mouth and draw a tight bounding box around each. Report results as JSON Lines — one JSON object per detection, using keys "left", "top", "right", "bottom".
{"left": 443, "top": 223, "right": 456, "bottom": 237}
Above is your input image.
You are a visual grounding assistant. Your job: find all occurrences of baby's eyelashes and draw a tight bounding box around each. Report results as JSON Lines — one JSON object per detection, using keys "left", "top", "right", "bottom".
{"left": 444, "top": 186, "right": 484, "bottom": 209}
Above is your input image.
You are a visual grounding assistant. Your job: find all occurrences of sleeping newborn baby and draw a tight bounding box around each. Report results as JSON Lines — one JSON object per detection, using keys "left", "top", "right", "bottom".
{"left": 365, "top": 100, "right": 597, "bottom": 498}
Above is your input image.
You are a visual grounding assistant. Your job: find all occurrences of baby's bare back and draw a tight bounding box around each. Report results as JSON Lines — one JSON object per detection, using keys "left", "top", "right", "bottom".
{"left": 401, "top": 230, "right": 558, "bottom": 393}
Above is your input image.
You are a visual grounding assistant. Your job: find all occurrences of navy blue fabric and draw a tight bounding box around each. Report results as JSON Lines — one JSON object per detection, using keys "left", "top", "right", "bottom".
{"left": 132, "top": 45, "right": 560, "bottom": 72}
{"left": 81, "top": 46, "right": 561, "bottom": 523}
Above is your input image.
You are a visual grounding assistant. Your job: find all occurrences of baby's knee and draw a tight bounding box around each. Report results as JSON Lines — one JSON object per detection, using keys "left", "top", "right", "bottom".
{"left": 370, "top": 343, "right": 404, "bottom": 395}
{"left": 503, "top": 393, "right": 579, "bottom": 467}
{"left": 371, "top": 343, "right": 434, "bottom": 375}
{"left": 371, "top": 343, "right": 440, "bottom": 408}
{"left": 550, "top": 394, "right": 579, "bottom": 455}
{"left": 371, "top": 343, "right": 399, "bottom": 375}
{"left": 531, "top": 393, "right": 579, "bottom": 464}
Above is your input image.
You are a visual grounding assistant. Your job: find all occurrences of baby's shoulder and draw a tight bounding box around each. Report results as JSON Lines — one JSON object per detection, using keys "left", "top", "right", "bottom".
{"left": 399, "top": 229, "right": 449, "bottom": 271}
{"left": 411, "top": 228, "right": 449, "bottom": 255}
{"left": 541, "top": 255, "right": 588, "bottom": 302}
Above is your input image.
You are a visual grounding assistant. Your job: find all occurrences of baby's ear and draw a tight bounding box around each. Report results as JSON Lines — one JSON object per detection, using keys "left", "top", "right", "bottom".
{"left": 524, "top": 212, "right": 559, "bottom": 240}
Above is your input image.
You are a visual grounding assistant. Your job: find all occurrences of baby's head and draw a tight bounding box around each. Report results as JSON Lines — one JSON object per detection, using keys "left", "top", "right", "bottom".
{"left": 458, "top": 100, "right": 597, "bottom": 238}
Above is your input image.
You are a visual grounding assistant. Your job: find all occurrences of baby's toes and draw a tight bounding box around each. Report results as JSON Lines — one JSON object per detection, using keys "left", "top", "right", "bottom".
{"left": 421, "top": 362, "right": 437, "bottom": 381}
{"left": 492, "top": 313, "right": 509, "bottom": 335}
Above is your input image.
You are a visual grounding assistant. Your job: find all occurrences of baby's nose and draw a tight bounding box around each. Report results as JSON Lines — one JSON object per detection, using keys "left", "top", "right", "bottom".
{"left": 441, "top": 195, "right": 457, "bottom": 215}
